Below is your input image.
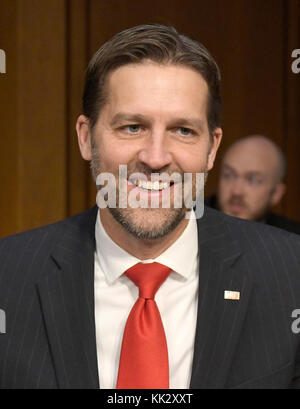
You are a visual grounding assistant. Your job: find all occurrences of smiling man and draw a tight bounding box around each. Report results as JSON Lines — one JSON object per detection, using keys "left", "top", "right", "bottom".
{"left": 0, "top": 24, "right": 300, "bottom": 390}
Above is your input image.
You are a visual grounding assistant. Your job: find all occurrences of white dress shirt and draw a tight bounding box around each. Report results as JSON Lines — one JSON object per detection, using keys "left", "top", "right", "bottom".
{"left": 94, "top": 209, "right": 199, "bottom": 389}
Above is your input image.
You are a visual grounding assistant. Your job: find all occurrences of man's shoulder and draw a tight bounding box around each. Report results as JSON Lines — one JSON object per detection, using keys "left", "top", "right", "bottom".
{"left": 0, "top": 206, "right": 98, "bottom": 256}
{"left": 265, "top": 212, "right": 300, "bottom": 235}
{"left": 0, "top": 206, "right": 98, "bottom": 297}
{"left": 203, "top": 207, "right": 300, "bottom": 294}
{"left": 203, "top": 206, "right": 300, "bottom": 257}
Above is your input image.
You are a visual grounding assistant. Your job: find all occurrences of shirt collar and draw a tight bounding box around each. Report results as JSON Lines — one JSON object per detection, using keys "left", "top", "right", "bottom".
{"left": 95, "top": 209, "right": 198, "bottom": 284}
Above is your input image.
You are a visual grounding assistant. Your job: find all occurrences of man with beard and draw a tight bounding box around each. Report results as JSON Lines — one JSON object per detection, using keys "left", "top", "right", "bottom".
{"left": 206, "top": 135, "right": 300, "bottom": 234}
{"left": 0, "top": 24, "right": 300, "bottom": 390}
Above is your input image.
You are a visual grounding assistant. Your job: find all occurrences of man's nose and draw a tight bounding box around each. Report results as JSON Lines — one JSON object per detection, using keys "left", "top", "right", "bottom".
{"left": 137, "top": 133, "right": 172, "bottom": 170}
{"left": 230, "top": 177, "right": 246, "bottom": 195}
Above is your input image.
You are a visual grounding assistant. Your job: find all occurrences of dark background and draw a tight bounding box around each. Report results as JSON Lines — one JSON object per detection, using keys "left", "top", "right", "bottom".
{"left": 0, "top": 0, "right": 299, "bottom": 238}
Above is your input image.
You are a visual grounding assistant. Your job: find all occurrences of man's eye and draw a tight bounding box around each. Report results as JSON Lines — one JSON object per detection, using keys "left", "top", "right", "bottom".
{"left": 124, "top": 125, "right": 141, "bottom": 134}
{"left": 247, "top": 176, "right": 262, "bottom": 186}
{"left": 221, "top": 172, "right": 235, "bottom": 180}
{"left": 177, "top": 127, "right": 194, "bottom": 136}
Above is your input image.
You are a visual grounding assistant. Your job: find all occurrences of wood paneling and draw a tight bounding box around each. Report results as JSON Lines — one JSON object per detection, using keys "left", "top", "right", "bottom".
{"left": 0, "top": 0, "right": 19, "bottom": 236}
{"left": 18, "top": 0, "right": 67, "bottom": 229}
{"left": 67, "top": 0, "right": 90, "bottom": 215}
{"left": 0, "top": 0, "right": 67, "bottom": 237}
{"left": 0, "top": 0, "right": 299, "bottom": 238}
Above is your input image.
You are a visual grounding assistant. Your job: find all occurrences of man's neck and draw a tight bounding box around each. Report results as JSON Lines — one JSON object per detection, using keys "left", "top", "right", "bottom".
{"left": 99, "top": 208, "right": 190, "bottom": 260}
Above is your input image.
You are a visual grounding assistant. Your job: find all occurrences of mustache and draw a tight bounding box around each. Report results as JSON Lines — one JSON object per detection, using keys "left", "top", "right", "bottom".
{"left": 126, "top": 164, "right": 183, "bottom": 178}
{"left": 227, "top": 196, "right": 247, "bottom": 208}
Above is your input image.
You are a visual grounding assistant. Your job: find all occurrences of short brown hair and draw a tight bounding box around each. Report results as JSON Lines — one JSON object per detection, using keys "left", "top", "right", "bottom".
{"left": 83, "top": 23, "right": 221, "bottom": 136}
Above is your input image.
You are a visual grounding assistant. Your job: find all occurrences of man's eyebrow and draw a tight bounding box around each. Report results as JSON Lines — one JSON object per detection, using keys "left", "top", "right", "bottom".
{"left": 168, "top": 118, "right": 205, "bottom": 132}
{"left": 110, "top": 113, "right": 150, "bottom": 127}
{"left": 245, "top": 171, "right": 264, "bottom": 178}
{"left": 222, "top": 164, "right": 264, "bottom": 177}
{"left": 222, "top": 164, "right": 236, "bottom": 172}
{"left": 110, "top": 113, "right": 205, "bottom": 131}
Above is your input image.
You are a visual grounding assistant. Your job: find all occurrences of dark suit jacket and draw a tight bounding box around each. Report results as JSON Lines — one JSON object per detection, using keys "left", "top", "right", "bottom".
{"left": 205, "top": 194, "right": 300, "bottom": 235}
{"left": 0, "top": 206, "right": 300, "bottom": 389}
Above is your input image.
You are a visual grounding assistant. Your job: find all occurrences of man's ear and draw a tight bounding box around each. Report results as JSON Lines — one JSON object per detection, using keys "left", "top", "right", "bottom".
{"left": 76, "top": 115, "right": 92, "bottom": 161}
{"left": 207, "top": 127, "right": 222, "bottom": 171}
{"left": 270, "top": 183, "right": 286, "bottom": 207}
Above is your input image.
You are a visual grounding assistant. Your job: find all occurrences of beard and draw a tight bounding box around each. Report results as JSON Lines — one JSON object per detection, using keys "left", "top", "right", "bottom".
{"left": 109, "top": 206, "right": 187, "bottom": 240}
{"left": 91, "top": 142, "right": 208, "bottom": 240}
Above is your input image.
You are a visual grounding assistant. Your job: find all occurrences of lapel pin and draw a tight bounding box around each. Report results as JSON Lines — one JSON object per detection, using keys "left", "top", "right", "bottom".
{"left": 224, "top": 290, "right": 240, "bottom": 300}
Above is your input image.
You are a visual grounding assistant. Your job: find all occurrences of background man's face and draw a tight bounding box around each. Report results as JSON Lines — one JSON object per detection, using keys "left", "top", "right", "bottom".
{"left": 82, "top": 62, "right": 221, "bottom": 239}
{"left": 217, "top": 139, "right": 284, "bottom": 221}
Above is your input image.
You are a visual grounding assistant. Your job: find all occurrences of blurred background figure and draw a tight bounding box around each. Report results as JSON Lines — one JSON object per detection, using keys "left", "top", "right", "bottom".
{"left": 206, "top": 135, "right": 300, "bottom": 234}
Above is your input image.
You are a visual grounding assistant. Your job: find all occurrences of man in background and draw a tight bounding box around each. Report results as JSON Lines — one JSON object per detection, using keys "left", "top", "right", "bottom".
{"left": 206, "top": 135, "right": 300, "bottom": 234}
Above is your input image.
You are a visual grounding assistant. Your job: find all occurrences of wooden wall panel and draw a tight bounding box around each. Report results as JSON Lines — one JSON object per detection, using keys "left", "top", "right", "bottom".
{"left": 0, "top": 0, "right": 19, "bottom": 236}
{"left": 67, "top": 0, "right": 91, "bottom": 215}
{"left": 0, "top": 0, "right": 67, "bottom": 238}
{"left": 18, "top": 0, "right": 67, "bottom": 229}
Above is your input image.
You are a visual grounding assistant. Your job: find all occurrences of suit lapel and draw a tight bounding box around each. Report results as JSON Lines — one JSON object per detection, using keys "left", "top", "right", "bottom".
{"left": 190, "top": 208, "right": 253, "bottom": 389}
{"left": 37, "top": 206, "right": 100, "bottom": 389}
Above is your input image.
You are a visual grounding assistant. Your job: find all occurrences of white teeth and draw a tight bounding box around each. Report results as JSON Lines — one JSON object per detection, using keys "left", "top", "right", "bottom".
{"left": 133, "top": 179, "right": 170, "bottom": 191}
{"left": 153, "top": 181, "right": 160, "bottom": 190}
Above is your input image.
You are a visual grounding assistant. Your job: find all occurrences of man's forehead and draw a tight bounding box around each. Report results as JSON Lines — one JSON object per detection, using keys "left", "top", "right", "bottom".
{"left": 226, "top": 138, "right": 280, "bottom": 160}
{"left": 106, "top": 61, "right": 208, "bottom": 95}
{"left": 222, "top": 143, "right": 280, "bottom": 177}
{"left": 102, "top": 62, "right": 209, "bottom": 120}
{"left": 222, "top": 162, "right": 266, "bottom": 176}
{"left": 110, "top": 111, "right": 206, "bottom": 131}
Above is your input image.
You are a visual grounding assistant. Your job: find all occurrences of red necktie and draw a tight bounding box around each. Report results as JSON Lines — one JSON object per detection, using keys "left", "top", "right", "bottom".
{"left": 116, "top": 262, "right": 171, "bottom": 389}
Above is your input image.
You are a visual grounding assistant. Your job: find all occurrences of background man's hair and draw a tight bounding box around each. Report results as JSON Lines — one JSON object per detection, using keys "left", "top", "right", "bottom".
{"left": 83, "top": 23, "right": 222, "bottom": 137}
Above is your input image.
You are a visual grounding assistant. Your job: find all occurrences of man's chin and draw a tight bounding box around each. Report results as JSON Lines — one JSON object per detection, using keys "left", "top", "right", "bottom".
{"left": 224, "top": 207, "right": 250, "bottom": 220}
{"left": 108, "top": 206, "right": 186, "bottom": 240}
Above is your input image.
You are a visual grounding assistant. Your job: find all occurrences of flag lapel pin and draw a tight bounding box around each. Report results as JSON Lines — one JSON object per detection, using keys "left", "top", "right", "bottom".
{"left": 224, "top": 290, "right": 240, "bottom": 300}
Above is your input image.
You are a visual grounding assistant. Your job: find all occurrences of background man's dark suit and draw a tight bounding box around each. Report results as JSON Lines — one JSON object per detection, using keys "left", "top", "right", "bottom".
{"left": 205, "top": 194, "right": 300, "bottom": 235}
{"left": 0, "top": 206, "right": 300, "bottom": 389}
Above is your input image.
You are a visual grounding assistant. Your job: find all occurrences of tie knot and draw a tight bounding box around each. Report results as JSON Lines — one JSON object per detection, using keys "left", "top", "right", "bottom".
{"left": 125, "top": 262, "right": 171, "bottom": 299}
